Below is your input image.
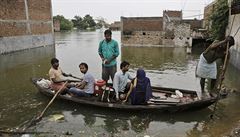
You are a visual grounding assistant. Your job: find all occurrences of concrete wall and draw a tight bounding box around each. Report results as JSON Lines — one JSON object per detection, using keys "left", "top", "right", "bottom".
{"left": 228, "top": 14, "right": 240, "bottom": 70}
{"left": 0, "top": 0, "right": 54, "bottom": 54}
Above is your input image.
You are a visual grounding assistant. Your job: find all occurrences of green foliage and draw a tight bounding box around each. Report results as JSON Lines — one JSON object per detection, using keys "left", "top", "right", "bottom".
{"left": 72, "top": 15, "right": 87, "bottom": 30}
{"left": 209, "top": 0, "right": 229, "bottom": 40}
{"left": 72, "top": 14, "right": 96, "bottom": 30}
{"left": 53, "top": 15, "right": 73, "bottom": 31}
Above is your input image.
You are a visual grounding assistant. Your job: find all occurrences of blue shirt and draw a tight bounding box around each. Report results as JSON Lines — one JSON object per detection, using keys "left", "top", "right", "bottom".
{"left": 98, "top": 39, "right": 119, "bottom": 67}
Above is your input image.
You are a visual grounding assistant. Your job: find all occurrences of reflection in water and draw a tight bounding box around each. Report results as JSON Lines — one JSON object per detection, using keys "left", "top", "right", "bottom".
{"left": 122, "top": 46, "right": 195, "bottom": 70}
{"left": 122, "top": 46, "right": 201, "bottom": 90}
{"left": 0, "top": 46, "right": 55, "bottom": 127}
{"left": 129, "top": 114, "right": 151, "bottom": 133}
{"left": 1, "top": 31, "right": 240, "bottom": 137}
{"left": 33, "top": 103, "right": 217, "bottom": 136}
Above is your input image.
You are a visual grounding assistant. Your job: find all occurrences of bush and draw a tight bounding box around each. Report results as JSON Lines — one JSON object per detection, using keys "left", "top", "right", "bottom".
{"left": 53, "top": 15, "right": 73, "bottom": 31}
{"left": 209, "top": 0, "right": 229, "bottom": 40}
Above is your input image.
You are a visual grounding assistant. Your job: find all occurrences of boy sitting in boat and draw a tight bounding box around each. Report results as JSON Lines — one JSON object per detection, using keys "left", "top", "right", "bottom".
{"left": 68, "top": 63, "right": 95, "bottom": 97}
{"left": 113, "top": 61, "right": 133, "bottom": 101}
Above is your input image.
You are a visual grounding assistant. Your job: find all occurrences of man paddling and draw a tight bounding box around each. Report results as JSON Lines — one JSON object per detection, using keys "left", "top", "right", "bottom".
{"left": 48, "top": 58, "right": 72, "bottom": 93}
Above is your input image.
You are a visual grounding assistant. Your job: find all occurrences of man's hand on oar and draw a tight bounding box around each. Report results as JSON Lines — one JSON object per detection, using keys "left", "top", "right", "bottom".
{"left": 68, "top": 75, "right": 83, "bottom": 81}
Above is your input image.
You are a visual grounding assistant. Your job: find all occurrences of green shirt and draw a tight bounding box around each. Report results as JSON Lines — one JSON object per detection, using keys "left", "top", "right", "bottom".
{"left": 98, "top": 39, "right": 119, "bottom": 67}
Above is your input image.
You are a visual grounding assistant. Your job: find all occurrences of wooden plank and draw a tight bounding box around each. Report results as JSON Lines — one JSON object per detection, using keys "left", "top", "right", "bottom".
{"left": 149, "top": 97, "right": 180, "bottom": 103}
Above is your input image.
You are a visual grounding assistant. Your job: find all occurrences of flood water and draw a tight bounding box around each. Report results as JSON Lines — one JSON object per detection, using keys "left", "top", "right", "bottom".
{"left": 0, "top": 31, "right": 240, "bottom": 137}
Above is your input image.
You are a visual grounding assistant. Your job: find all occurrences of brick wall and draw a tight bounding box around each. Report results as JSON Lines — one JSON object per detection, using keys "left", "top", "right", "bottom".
{"left": 0, "top": 0, "right": 26, "bottom": 20}
{"left": 121, "top": 17, "right": 163, "bottom": 31}
{"left": 121, "top": 11, "right": 192, "bottom": 47}
{"left": 0, "top": 0, "right": 52, "bottom": 37}
{"left": 121, "top": 17, "right": 164, "bottom": 46}
{"left": 28, "top": 0, "right": 51, "bottom": 21}
{"left": 122, "top": 31, "right": 163, "bottom": 45}
{"left": 0, "top": 22, "right": 27, "bottom": 37}
{"left": 182, "top": 19, "right": 203, "bottom": 30}
{"left": 0, "top": 0, "right": 53, "bottom": 54}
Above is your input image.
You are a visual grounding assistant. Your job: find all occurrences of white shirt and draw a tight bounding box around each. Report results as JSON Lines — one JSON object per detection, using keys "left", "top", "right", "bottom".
{"left": 113, "top": 71, "right": 133, "bottom": 97}
{"left": 82, "top": 72, "right": 95, "bottom": 94}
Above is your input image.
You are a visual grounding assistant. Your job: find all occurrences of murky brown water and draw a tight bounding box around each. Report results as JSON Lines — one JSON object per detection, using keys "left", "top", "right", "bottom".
{"left": 0, "top": 31, "right": 240, "bottom": 137}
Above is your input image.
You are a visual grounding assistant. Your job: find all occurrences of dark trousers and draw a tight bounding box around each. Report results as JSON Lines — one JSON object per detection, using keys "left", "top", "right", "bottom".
{"left": 102, "top": 64, "right": 117, "bottom": 82}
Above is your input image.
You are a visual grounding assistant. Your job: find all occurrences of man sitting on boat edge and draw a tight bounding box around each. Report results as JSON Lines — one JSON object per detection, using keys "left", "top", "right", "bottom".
{"left": 68, "top": 62, "right": 95, "bottom": 97}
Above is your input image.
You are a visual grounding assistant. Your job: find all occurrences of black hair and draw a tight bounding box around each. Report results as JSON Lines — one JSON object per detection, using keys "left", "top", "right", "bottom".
{"left": 79, "top": 62, "right": 88, "bottom": 70}
{"left": 104, "top": 29, "right": 112, "bottom": 35}
{"left": 228, "top": 36, "right": 235, "bottom": 46}
{"left": 120, "top": 61, "right": 130, "bottom": 69}
{"left": 51, "top": 58, "right": 59, "bottom": 65}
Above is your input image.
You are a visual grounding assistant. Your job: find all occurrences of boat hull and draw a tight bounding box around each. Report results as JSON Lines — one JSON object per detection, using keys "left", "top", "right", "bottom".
{"left": 32, "top": 78, "right": 218, "bottom": 112}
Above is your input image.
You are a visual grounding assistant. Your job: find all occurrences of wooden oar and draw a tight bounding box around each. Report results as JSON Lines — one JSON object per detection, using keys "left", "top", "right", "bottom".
{"left": 69, "top": 75, "right": 82, "bottom": 80}
{"left": 37, "top": 81, "right": 68, "bottom": 120}
{"left": 22, "top": 81, "right": 68, "bottom": 130}
{"left": 65, "top": 79, "right": 82, "bottom": 82}
{"left": 210, "top": 42, "right": 229, "bottom": 119}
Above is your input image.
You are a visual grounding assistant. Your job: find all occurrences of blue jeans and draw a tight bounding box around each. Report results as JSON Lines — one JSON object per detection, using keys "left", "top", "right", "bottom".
{"left": 69, "top": 87, "right": 91, "bottom": 97}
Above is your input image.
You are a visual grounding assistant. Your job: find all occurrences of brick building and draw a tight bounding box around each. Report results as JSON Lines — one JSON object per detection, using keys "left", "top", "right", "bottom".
{"left": 121, "top": 16, "right": 163, "bottom": 45}
{"left": 0, "top": 0, "right": 54, "bottom": 54}
{"left": 121, "top": 10, "right": 198, "bottom": 47}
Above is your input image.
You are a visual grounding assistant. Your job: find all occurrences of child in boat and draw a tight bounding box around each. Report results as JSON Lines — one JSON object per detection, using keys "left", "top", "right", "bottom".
{"left": 68, "top": 63, "right": 95, "bottom": 97}
{"left": 124, "top": 68, "right": 153, "bottom": 105}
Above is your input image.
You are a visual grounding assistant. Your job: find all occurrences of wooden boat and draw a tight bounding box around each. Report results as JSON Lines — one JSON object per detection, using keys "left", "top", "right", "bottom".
{"left": 32, "top": 78, "right": 219, "bottom": 112}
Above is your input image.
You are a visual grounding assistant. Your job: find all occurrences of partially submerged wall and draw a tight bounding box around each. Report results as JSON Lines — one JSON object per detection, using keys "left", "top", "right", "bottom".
{"left": 121, "top": 12, "right": 193, "bottom": 47}
{"left": 0, "top": 0, "right": 54, "bottom": 54}
{"left": 121, "top": 17, "right": 164, "bottom": 46}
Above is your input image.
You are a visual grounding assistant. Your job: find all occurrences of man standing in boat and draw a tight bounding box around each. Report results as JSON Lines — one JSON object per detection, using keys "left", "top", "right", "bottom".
{"left": 196, "top": 36, "right": 235, "bottom": 96}
{"left": 68, "top": 63, "right": 95, "bottom": 97}
{"left": 98, "top": 29, "right": 119, "bottom": 83}
{"left": 48, "top": 58, "right": 72, "bottom": 92}
{"left": 113, "top": 61, "right": 133, "bottom": 101}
